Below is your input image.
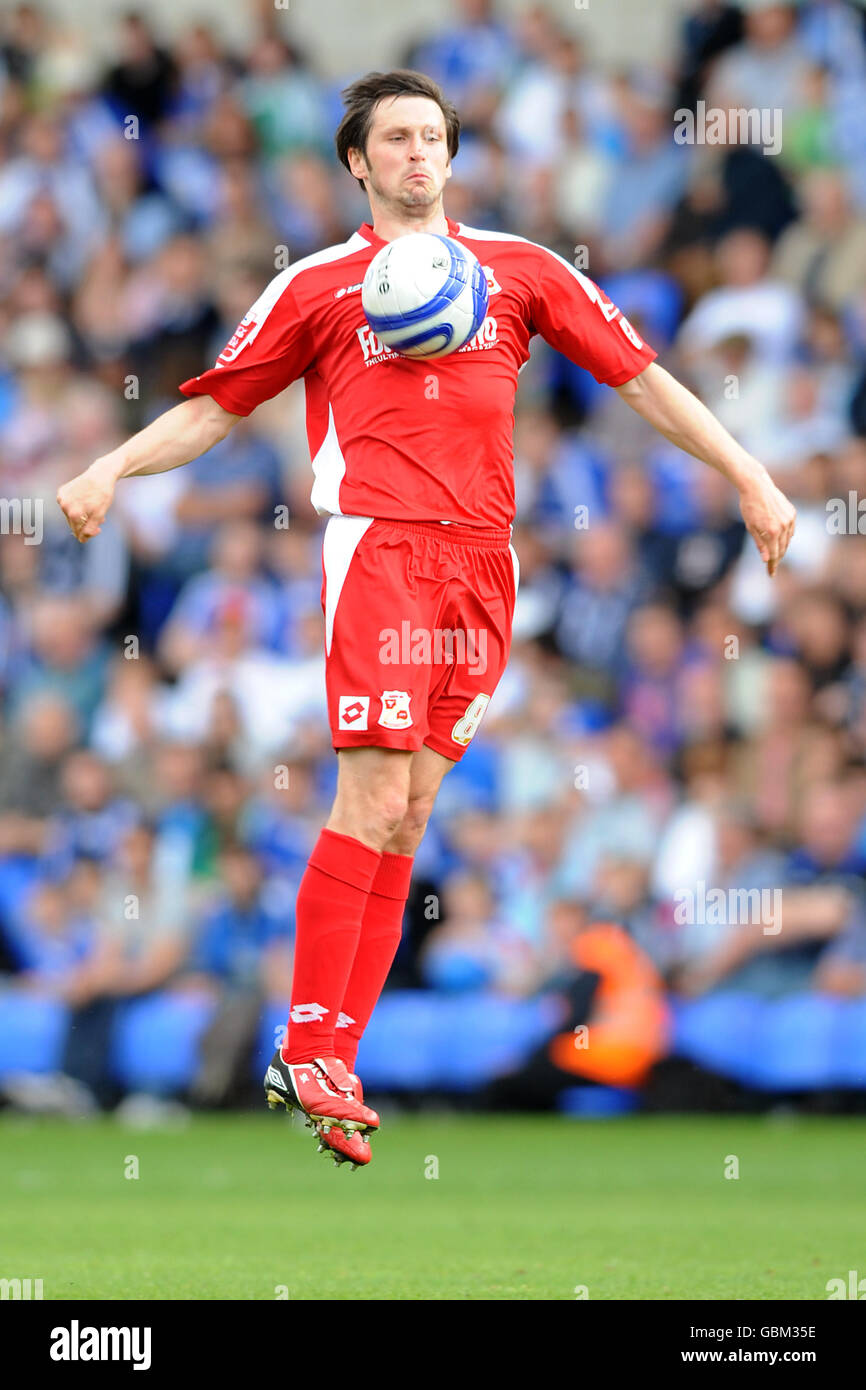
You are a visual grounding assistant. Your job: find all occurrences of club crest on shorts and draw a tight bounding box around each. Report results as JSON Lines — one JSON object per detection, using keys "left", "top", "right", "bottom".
{"left": 378, "top": 690, "right": 413, "bottom": 729}
{"left": 451, "top": 693, "right": 491, "bottom": 747}
{"left": 338, "top": 695, "right": 370, "bottom": 730}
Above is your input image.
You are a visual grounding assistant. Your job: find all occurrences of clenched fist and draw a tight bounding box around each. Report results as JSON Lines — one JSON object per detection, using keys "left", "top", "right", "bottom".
{"left": 56, "top": 460, "right": 118, "bottom": 543}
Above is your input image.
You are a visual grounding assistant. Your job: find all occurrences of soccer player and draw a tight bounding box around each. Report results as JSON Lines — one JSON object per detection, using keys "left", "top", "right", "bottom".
{"left": 57, "top": 69, "right": 796, "bottom": 1169}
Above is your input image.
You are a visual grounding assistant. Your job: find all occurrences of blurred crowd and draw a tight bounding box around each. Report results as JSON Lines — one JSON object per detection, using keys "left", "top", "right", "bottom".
{"left": 2, "top": 0, "right": 866, "bottom": 1110}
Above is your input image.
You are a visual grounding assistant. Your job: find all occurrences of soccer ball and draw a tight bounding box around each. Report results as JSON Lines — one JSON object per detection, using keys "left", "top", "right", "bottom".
{"left": 361, "top": 232, "right": 489, "bottom": 359}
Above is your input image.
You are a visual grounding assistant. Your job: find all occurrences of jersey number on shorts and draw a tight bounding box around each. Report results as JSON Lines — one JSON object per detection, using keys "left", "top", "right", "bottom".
{"left": 451, "top": 694, "right": 491, "bottom": 747}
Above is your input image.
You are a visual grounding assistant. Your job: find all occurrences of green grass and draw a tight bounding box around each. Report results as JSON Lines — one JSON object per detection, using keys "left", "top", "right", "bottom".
{"left": 1, "top": 1111, "right": 864, "bottom": 1299}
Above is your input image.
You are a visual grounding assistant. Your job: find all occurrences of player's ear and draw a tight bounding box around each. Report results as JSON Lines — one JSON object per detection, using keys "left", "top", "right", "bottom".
{"left": 347, "top": 147, "right": 367, "bottom": 181}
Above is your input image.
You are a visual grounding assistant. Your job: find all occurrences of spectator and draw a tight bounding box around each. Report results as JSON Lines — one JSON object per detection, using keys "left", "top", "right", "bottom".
{"left": 772, "top": 166, "right": 866, "bottom": 311}
{"left": 101, "top": 13, "right": 177, "bottom": 130}
{"left": 238, "top": 36, "right": 328, "bottom": 160}
{"left": 421, "top": 868, "right": 536, "bottom": 994}
{"left": 182, "top": 841, "right": 292, "bottom": 1106}
{"left": 708, "top": 0, "right": 812, "bottom": 115}
{"left": 0, "top": 694, "right": 79, "bottom": 859}
{"left": 554, "top": 521, "right": 647, "bottom": 680}
{"left": 405, "top": 0, "right": 518, "bottom": 127}
{"left": 678, "top": 229, "right": 804, "bottom": 362}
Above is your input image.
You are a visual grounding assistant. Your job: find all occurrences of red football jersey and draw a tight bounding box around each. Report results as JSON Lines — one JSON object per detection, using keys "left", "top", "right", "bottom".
{"left": 179, "top": 216, "right": 656, "bottom": 529}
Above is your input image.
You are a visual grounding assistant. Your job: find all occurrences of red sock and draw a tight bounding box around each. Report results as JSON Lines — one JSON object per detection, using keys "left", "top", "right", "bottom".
{"left": 334, "top": 852, "right": 414, "bottom": 1071}
{"left": 284, "top": 828, "right": 382, "bottom": 1063}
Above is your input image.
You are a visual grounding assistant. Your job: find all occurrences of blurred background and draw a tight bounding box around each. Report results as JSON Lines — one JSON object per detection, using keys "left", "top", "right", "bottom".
{"left": 1, "top": 0, "right": 866, "bottom": 1125}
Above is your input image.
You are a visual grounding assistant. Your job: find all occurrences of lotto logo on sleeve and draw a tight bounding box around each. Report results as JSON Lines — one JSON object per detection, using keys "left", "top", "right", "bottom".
{"left": 338, "top": 695, "right": 370, "bottom": 729}
{"left": 378, "top": 691, "right": 413, "bottom": 729}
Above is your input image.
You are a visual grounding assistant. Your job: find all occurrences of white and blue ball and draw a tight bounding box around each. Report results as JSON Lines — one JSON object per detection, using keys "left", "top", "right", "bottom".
{"left": 361, "top": 232, "right": 489, "bottom": 360}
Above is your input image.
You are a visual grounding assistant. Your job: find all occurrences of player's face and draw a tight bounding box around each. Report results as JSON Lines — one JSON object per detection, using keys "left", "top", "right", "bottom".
{"left": 350, "top": 95, "right": 452, "bottom": 215}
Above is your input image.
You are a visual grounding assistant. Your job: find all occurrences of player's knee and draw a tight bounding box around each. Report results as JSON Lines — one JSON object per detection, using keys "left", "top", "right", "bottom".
{"left": 375, "top": 791, "right": 411, "bottom": 842}
{"left": 404, "top": 792, "right": 437, "bottom": 835}
{"left": 329, "top": 779, "right": 409, "bottom": 849}
{"left": 390, "top": 793, "right": 437, "bottom": 853}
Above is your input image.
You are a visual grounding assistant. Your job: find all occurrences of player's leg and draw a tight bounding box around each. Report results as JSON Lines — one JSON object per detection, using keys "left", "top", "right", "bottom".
{"left": 269, "top": 515, "right": 438, "bottom": 1143}
{"left": 265, "top": 746, "right": 412, "bottom": 1139}
{"left": 332, "top": 525, "right": 516, "bottom": 1081}
{"left": 283, "top": 744, "right": 411, "bottom": 1065}
{"left": 267, "top": 519, "right": 493, "bottom": 1162}
{"left": 326, "top": 744, "right": 415, "bottom": 846}
{"left": 315, "top": 745, "right": 454, "bottom": 1167}
{"left": 328, "top": 525, "right": 517, "bottom": 1129}
{"left": 334, "top": 744, "right": 455, "bottom": 1074}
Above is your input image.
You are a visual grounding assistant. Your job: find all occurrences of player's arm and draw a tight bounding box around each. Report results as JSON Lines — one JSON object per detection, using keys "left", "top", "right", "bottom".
{"left": 57, "top": 394, "right": 240, "bottom": 544}
{"left": 615, "top": 362, "right": 796, "bottom": 576}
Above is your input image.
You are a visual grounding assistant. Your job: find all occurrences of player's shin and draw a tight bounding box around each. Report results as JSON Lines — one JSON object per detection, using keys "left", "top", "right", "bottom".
{"left": 283, "top": 828, "right": 382, "bottom": 1062}
{"left": 334, "top": 851, "right": 414, "bottom": 1070}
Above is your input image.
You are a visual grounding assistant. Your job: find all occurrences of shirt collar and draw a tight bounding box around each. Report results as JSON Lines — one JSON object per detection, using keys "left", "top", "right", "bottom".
{"left": 358, "top": 216, "right": 460, "bottom": 248}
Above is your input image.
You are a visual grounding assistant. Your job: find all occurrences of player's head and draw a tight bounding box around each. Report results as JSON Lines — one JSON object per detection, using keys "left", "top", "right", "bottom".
{"left": 336, "top": 69, "right": 459, "bottom": 218}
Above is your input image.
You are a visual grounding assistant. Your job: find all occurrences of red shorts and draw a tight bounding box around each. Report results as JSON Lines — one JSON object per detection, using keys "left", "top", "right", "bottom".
{"left": 321, "top": 516, "right": 518, "bottom": 761}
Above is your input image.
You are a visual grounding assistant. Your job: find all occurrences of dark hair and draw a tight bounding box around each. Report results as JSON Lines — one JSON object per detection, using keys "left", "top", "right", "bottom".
{"left": 335, "top": 69, "right": 460, "bottom": 189}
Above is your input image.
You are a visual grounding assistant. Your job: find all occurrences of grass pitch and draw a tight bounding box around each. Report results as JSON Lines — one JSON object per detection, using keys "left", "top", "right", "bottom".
{"left": 1, "top": 1111, "right": 863, "bottom": 1300}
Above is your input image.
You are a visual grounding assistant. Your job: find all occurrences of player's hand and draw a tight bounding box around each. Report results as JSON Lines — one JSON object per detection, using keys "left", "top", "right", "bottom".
{"left": 738, "top": 469, "right": 796, "bottom": 577}
{"left": 56, "top": 459, "right": 118, "bottom": 543}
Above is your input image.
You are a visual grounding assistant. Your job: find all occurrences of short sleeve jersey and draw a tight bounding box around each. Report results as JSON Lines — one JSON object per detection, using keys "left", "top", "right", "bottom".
{"left": 179, "top": 217, "right": 656, "bottom": 529}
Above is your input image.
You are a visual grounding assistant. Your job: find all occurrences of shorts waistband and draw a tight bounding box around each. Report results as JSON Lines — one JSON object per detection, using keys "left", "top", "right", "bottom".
{"left": 371, "top": 517, "right": 513, "bottom": 549}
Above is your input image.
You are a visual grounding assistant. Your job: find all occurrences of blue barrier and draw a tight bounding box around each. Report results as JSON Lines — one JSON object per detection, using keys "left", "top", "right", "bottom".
{"left": 557, "top": 1086, "right": 639, "bottom": 1117}
{"left": 113, "top": 992, "right": 217, "bottom": 1092}
{"left": 831, "top": 999, "right": 866, "bottom": 1087}
{"left": 751, "top": 994, "right": 840, "bottom": 1090}
{"left": 672, "top": 992, "right": 866, "bottom": 1091}
{"left": 258, "top": 993, "right": 555, "bottom": 1091}
{"left": 0, "top": 992, "right": 66, "bottom": 1073}
{"left": 671, "top": 992, "right": 762, "bottom": 1081}
{"left": 4, "top": 989, "right": 866, "bottom": 1096}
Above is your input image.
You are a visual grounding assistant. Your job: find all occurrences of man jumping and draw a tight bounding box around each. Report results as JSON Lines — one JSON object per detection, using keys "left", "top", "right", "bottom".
{"left": 57, "top": 70, "right": 796, "bottom": 1169}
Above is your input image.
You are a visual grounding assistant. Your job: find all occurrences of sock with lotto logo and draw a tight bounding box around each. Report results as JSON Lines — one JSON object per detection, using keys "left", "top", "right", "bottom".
{"left": 283, "top": 828, "right": 382, "bottom": 1064}
{"left": 333, "top": 852, "right": 414, "bottom": 1072}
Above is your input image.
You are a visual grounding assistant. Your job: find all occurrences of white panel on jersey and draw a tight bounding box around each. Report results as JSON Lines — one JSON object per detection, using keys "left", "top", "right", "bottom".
{"left": 310, "top": 401, "right": 349, "bottom": 517}
{"left": 509, "top": 542, "right": 520, "bottom": 596}
{"left": 456, "top": 220, "right": 646, "bottom": 352}
{"left": 217, "top": 232, "right": 371, "bottom": 367}
{"left": 455, "top": 222, "right": 600, "bottom": 305}
{"left": 322, "top": 514, "right": 375, "bottom": 656}
{"left": 454, "top": 222, "right": 532, "bottom": 244}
